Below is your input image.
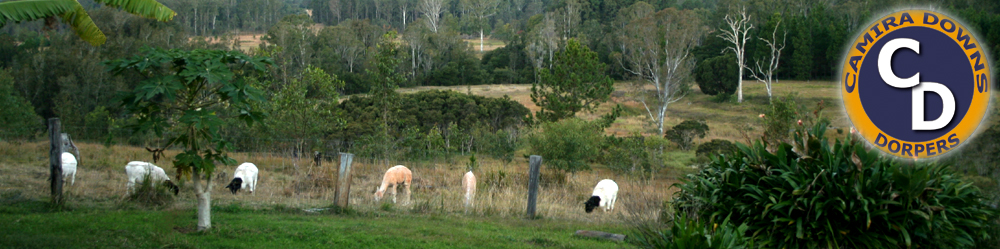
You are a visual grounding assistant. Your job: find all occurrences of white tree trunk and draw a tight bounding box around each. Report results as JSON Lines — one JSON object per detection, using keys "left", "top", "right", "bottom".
{"left": 657, "top": 104, "right": 668, "bottom": 136}
{"left": 719, "top": 8, "right": 753, "bottom": 103}
{"left": 194, "top": 170, "right": 212, "bottom": 231}
{"left": 738, "top": 69, "right": 743, "bottom": 102}
{"left": 480, "top": 29, "right": 484, "bottom": 52}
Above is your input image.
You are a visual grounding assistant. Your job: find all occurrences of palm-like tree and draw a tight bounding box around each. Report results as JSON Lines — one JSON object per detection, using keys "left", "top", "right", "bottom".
{"left": 0, "top": 0, "right": 176, "bottom": 46}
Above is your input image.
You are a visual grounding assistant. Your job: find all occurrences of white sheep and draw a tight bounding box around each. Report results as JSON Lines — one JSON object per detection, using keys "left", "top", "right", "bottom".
{"left": 462, "top": 171, "right": 476, "bottom": 213}
{"left": 225, "top": 163, "right": 259, "bottom": 194}
{"left": 61, "top": 152, "right": 77, "bottom": 186}
{"left": 584, "top": 179, "right": 618, "bottom": 213}
{"left": 125, "top": 161, "right": 178, "bottom": 195}
{"left": 374, "top": 165, "right": 412, "bottom": 204}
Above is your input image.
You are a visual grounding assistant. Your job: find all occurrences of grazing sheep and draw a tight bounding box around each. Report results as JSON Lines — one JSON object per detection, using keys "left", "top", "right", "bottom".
{"left": 462, "top": 171, "right": 476, "bottom": 213}
{"left": 125, "top": 161, "right": 179, "bottom": 195}
{"left": 584, "top": 179, "right": 619, "bottom": 213}
{"left": 225, "top": 163, "right": 259, "bottom": 194}
{"left": 374, "top": 165, "right": 412, "bottom": 204}
{"left": 61, "top": 152, "right": 77, "bottom": 186}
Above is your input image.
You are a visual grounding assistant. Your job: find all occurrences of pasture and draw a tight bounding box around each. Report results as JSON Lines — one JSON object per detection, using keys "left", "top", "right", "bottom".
{"left": 400, "top": 80, "right": 852, "bottom": 141}
{"left": 5, "top": 79, "right": 991, "bottom": 248}
{"left": 0, "top": 137, "right": 658, "bottom": 248}
{"left": 0, "top": 199, "right": 627, "bottom": 248}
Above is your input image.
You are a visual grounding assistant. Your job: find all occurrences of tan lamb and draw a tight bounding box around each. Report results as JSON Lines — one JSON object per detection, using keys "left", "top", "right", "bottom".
{"left": 374, "top": 165, "right": 412, "bottom": 204}
{"left": 462, "top": 171, "right": 476, "bottom": 214}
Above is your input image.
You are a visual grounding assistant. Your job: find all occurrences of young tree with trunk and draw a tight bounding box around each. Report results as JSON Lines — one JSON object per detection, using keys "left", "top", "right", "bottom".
{"left": 108, "top": 48, "right": 273, "bottom": 231}
{"left": 749, "top": 16, "right": 786, "bottom": 103}
{"left": 619, "top": 8, "right": 704, "bottom": 136}
{"left": 530, "top": 38, "right": 613, "bottom": 122}
{"left": 260, "top": 66, "right": 345, "bottom": 161}
{"left": 366, "top": 31, "right": 404, "bottom": 167}
{"left": 718, "top": 7, "right": 753, "bottom": 103}
{"left": 461, "top": 0, "right": 499, "bottom": 52}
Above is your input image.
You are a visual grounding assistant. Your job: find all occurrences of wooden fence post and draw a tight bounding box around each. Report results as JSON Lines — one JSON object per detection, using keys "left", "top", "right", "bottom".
{"left": 48, "top": 118, "right": 64, "bottom": 206}
{"left": 335, "top": 153, "right": 355, "bottom": 208}
{"left": 526, "top": 155, "right": 542, "bottom": 219}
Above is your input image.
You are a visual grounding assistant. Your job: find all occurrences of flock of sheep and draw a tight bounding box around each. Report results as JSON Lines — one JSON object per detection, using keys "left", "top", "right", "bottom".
{"left": 363, "top": 165, "right": 619, "bottom": 213}
{"left": 57, "top": 142, "right": 620, "bottom": 213}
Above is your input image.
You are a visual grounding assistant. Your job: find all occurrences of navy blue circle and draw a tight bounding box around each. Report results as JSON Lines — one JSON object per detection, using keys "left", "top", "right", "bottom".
{"left": 859, "top": 26, "right": 973, "bottom": 142}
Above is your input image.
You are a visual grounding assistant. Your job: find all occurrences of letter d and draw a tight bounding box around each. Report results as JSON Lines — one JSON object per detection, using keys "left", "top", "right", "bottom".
{"left": 875, "top": 133, "right": 889, "bottom": 147}
{"left": 912, "top": 82, "right": 955, "bottom": 130}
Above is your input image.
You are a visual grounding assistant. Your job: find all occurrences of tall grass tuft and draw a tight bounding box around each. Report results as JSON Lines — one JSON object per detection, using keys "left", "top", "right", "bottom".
{"left": 124, "top": 174, "right": 174, "bottom": 207}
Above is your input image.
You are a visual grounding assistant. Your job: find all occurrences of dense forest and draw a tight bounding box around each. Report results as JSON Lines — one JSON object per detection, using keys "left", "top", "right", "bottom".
{"left": 2, "top": 0, "right": 999, "bottom": 159}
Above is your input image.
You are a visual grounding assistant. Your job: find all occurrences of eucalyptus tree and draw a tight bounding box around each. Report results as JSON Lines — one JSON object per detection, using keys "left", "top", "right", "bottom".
{"left": 619, "top": 8, "right": 704, "bottom": 135}
{"left": 461, "top": 0, "right": 499, "bottom": 52}
{"left": 417, "top": 0, "right": 446, "bottom": 33}
{"left": 718, "top": 7, "right": 753, "bottom": 103}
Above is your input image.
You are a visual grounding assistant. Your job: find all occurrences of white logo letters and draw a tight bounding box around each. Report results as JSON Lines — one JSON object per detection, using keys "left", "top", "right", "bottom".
{"left": 878, "top": 38, "right": 956, "bottom": 130}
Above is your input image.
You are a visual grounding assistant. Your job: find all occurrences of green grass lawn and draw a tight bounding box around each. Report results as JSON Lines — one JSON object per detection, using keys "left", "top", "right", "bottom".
{"left": 0, "top": 199, "right": 633, "bottom": 249}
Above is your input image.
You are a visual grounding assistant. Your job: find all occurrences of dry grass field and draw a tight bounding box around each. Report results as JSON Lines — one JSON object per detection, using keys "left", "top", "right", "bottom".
{"left": 399, "top": 80, "right": 852, "bottom": 141}
{"left": 0, "top": 139, "right": 675, "bottom": 224}
{"left": 464, "top": 38, "right": 507, "bottom": 55}
{"left": 188, "top": 32, "right": 506, "bottom": 54}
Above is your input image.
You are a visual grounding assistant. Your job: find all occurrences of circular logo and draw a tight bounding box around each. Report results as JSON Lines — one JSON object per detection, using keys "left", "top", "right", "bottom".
{"left": 841, "top": 9, "right": 992, "bottom": 159}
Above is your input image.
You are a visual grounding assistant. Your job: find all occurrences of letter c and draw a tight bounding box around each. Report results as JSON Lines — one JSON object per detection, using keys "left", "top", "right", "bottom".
{"left": 879, "top": 38, "right": 921, "bottom": 88}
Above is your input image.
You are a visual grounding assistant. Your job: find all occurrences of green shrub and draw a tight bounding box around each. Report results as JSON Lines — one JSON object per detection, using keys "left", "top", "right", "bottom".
{"left": 526, "top": 118, "right": 603, "bottom": 175}
{"left": 694, "top": 139, "right": 736, "bottom": 163}
{"left": 694, "top": 54, "right": 738, "bottom": 96}
{"left": 600, "top": 133, "right": 671, "bottom": 179}
{"left": 673, "top": 121, "right": 999, "bottom": 248}
{"left": 759, "top": 94, "right": 799, "bottom": 147}
{"left": 710, "top": 92, "right": 733, "bottom": 103}
{"left": 0, "top": 69, "right": 42, "bottom": 140}
{"left": 664, "top": 120, "right": 708, "bottom": 151}
{"left": 601, "top": 134, "right": 649, "bottom": 175}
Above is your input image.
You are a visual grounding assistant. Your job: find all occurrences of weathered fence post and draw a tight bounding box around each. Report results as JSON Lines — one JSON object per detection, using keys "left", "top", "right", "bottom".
{"left": 334, "top": 153, "right": 355, "bottom": 208}
{"left": 526, "top": 155, "right": 542, "bottom": 219}
{"left": 48, "top": 118, "right": 64, "bottom": 206}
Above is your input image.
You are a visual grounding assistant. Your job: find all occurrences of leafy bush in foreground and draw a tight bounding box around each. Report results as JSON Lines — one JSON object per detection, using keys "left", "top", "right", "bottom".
{"left": 673, "top": 121, "right": 998, "bottom": 248}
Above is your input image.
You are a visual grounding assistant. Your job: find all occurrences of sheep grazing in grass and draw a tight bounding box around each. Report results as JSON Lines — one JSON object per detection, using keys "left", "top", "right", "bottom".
{"left": 374, "top": 165, "right": 412, "bottom": 204}
{"left": 225, "top": 163, "right": 259, "bottom": 194}
{"left": 61, "top": 152, "right": 77, "bottom": 186}
{"left": 462, "top": 171, "right": 476, "bottom": 213}
{"left": 584, "top": 179, "right": 618, "bottom": 213}
{"left": 125, "top": 161, "right": 179, "bottom": 195}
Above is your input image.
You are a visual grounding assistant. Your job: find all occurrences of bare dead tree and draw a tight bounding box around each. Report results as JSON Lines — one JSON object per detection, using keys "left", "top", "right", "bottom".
{"left": 526, "top": 14, "right": 557, "bottom": 81}
{"left": 418, "top": 0, "right": 446, "bottom": 33}
{"left": 718, "top": 7, "right": 753, "bottom": 103}
{"left": 619, "top": 8, "right": 704, "bottom": 135}
{"left": 749, "top": 19, "right": 786, "bottom": 103}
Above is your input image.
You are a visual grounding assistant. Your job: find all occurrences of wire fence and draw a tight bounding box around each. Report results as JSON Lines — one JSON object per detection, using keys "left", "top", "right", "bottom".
{"left": 1, "top": 123, "right": 514, "bottom": 168}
